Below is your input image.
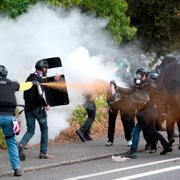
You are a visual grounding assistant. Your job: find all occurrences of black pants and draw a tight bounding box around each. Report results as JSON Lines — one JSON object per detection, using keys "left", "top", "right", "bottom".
{"left": 81, "top": 115, "right": 95, "bottom": 135}
{"left": 137, "top": 107, "right": 168, "bottom": 148}
{"left": 107, "top": 109, "right": 135, "bottom": 142}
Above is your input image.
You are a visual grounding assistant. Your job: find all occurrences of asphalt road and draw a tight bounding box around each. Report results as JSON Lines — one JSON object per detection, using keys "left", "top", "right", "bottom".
{"left": 2, "top": 147, "right": 180, "bottom": 180}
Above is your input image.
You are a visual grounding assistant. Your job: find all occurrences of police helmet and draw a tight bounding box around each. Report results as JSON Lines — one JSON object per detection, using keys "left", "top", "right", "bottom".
{"left": 35, "top": 60, "right": 49, "bottom": 70}
{"left": 136, "top": 68, "right": 149, "bottom": 76}
{"left": 0, "top": 65, "right": 8, "bottom": 78}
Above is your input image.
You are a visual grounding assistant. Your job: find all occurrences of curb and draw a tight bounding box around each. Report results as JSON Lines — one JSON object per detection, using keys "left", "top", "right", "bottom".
{"left": 0, "top": 151, "right": 122, "bottom": 177}
{"left": 1, "top": 143, "right": 177, "bottom": 177}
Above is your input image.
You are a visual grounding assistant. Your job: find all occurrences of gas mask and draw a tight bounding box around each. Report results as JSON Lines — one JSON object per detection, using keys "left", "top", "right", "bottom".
{"left": 134, "top": 74, "right": 142, "bottom": 85}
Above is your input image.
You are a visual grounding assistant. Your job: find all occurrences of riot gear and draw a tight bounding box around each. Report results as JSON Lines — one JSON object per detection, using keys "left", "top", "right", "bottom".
{"left": 134, "top": 68, "right": 149, "bottom": 86}
{"left": 35, "top": 60, "right": 49, "bottom": 71}
{"left": 0, "top": 65, "right": 8, "bottom": 78}
{"left": 136, "top": 68, "right": 149, "bottom": 76}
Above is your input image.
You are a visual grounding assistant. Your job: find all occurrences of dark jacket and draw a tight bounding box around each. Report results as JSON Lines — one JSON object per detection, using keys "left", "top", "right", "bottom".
{"left": 24, "top": 73, "right": 47, "bottom": 112}
{"left": 84, "top": 99, "right": 96, "bottom": 118}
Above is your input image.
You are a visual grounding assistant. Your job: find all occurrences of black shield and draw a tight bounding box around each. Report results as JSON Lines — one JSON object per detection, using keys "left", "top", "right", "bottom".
{"left": 38, "top": 57, "right": 69, "bottom": 106}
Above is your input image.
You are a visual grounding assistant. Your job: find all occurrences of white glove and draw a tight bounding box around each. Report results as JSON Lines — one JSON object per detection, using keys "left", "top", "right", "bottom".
{"left": 13, "top": 120, "right": 20, "bottom": 135}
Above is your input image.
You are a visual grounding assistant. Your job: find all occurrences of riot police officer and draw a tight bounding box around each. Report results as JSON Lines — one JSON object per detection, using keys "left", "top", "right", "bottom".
{"left": 124, "top": 68, "right": 172, "bottom": 158}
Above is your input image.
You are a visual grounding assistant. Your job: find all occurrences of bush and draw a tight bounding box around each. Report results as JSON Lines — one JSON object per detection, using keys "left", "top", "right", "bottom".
{"left": 72, "top": 94, "right": 108, "bottom": 126}
{"left": 0, "top": 128, "right": 7, "bottom": 150}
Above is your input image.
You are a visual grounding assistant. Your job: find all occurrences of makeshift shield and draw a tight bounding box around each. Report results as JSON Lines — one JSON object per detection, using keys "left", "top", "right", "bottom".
{"left": 38, "top": 57, "right": 69, "bottom": 106}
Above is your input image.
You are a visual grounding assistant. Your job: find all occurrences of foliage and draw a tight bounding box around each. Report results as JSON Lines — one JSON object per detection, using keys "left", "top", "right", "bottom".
{"left": 0, "top": 128, "right": 7, "bottom": 150}
{"left": 72, "top": 94, "right": 108, "bottom": 126}
{"left": 0, "top": 0, "right": 136, "bottom": 43}
{"left": 48, "top": 0, "right": 136, "bottom": 43}
{"left": 48, "top": 0, "right": 81, "bottom": 8}
{"left": 72, "top": 105, "right": 87, "bottom": 126}
{"left": 80, "top": 0, "right": 137, "bottom": 43}
{"left": 0, "top": 0, "right": 32, "bottom": 18}
{"left": 94, "top": 95, "right": 108, "bottom": 122}
{"left": 126, "top": 0, "right": 180, "bottom": 52}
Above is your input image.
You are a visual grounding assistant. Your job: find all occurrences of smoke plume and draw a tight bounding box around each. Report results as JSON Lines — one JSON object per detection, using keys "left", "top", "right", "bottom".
{"left": 0, "top": 3, "right": 147, "bottom": 144}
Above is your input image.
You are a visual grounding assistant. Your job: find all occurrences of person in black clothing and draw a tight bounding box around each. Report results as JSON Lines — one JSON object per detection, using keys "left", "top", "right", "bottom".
{"left": 19, "top": 59, "right": 53, "bottom": 160}
{"left": 124, "top": 68, "right": 172, "bottom": 159}
{"left": 76, "top": 93, "right": 96, "bottom": 142}
{"left": 105, "top": 80, "right": 135, "bottom": 146}
{"left": 0, "top": 65, "right": 33, "bottom": 176}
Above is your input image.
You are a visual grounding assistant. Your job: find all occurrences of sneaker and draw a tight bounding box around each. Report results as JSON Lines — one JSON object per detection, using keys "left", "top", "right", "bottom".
{"left": 76, "top": 129, "right": 86, "bottom": 142}
{"left": 24, "top": 145, "right": 29, "bottom": 149}
{"left": 105, "top": 141, "right": 113, "bottom": 146}
{"left": 127, "top": 140, "right": 132, "bottom": 146}
{"left": 18, "top": 145, "right": 26, "bottom": 161}
{"left": 14, "top": 169, "right": 22, "bottom": 176}
{"left": 149, "top": 149, "right": 157, "bottom": 154}
{"left": 160, "top": 145, "right": 172, "bottom": 155}
{"left": 39, "top": 153, "right": 54, "bottom": 159}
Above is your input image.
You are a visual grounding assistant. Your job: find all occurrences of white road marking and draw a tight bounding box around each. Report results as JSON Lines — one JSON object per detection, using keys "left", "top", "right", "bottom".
{"left": 114, "top": 166, "right": 180, "bottom": 180}
{"left": 63, "top": 157, "right": 180, "bottom": 180}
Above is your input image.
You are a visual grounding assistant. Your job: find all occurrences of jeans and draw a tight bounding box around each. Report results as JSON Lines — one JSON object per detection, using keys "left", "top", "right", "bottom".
{"left": 0, "top": 115, "right": 20, "bottom": 170}
{"left": 20, "top": 108, "right": 48, "bottom": 154}
{"left": 131, "top": 109, "right": 168, "bottom": 152}
{"left": 131, "top": 122, "right": 142, "bottom": 152}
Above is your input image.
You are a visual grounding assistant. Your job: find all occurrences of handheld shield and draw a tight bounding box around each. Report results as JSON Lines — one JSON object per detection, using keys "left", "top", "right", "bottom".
{"left": 38, "top": 57, "right": 69, "bottom": 106}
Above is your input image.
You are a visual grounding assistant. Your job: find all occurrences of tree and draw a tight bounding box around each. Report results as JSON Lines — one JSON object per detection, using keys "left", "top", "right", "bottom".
{"left": 0, "top": 0, "right": 31, "bottom": 18}
{"left": 126, "top": 0, "right": 180, "bottom": 52}
{"left": 48, "top": 0, "right": 137, "bottom": 44}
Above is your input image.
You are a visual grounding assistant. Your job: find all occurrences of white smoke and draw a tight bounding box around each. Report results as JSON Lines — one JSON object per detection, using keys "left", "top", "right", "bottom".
{"left": 0, "top": 3, "right": 145, "bottom": 144}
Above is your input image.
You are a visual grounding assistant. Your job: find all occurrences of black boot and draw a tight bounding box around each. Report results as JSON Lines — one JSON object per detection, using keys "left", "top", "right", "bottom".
{"left": 14, "top": 169, "right": 22, "bottom": 176}
{"left": 169, "top": 138, "right": 175, "bottom": 146}
{"left": 18, "top": 145, "right": 26, "bottom": 161}
{"left": 160, "top": 144, "right": 172, "bottom": 155}
{"left": 122, "top": 148, "right": 137, "bottom": 159}
{"left": 76, "top": 129, "right": 86, "bottom": 142}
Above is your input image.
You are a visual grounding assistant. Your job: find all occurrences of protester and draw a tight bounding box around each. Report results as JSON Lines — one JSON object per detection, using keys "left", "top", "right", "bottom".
{"left": 0, "top": 65, "right": 33, "bottom": 176}
{"left": 76, "top": 92, "right": 96, "bottom": 142}
{"left": 19, "top": 59, "right": 53, "bottom": 160}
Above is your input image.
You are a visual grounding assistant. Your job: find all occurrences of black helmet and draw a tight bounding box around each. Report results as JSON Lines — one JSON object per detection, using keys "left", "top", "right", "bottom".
{"left": 136, "top": 68, "right": 149, "bottom": 76}
{"left": 0, "top": 65, "right": 8, "bottom": 78}
{"left": 35, "top": 60, "right": 49, "bottom": 70}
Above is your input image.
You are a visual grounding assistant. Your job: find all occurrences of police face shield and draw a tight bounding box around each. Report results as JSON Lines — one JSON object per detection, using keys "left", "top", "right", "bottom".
{"left": 37, "top": 57, "right": 69, "bottom": 106}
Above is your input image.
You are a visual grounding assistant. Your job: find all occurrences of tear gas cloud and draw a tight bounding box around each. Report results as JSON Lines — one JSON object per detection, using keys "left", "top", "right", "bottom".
{"left": 0, "top": 3, "right": 148, "bottom": 144}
